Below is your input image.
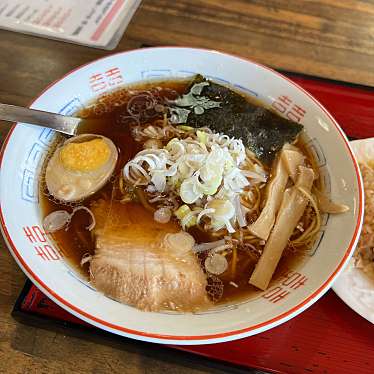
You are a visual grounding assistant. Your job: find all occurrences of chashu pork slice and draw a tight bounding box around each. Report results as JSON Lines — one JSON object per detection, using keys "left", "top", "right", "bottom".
{"left": 89, "top": 200, "right": 211, "bottom": 312}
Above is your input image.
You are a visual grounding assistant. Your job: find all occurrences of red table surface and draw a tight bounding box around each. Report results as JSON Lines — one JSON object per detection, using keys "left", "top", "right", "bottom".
{"left": 15, "top": 75, "right": 374, "bottom": 374}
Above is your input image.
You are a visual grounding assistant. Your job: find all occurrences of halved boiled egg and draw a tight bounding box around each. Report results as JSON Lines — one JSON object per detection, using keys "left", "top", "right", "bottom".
{"left": 45, "top": 134, "right": 118, "bottom": 202}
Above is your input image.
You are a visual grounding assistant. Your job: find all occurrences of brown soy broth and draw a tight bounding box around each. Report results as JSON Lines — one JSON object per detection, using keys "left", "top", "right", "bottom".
{"left": 40, "top": 80, "right": 189, "bottom": 277}
{"left": 218, "top": 251, "right": 307, "bottom": 304}
{"left": 40, "top": 79, "right": 310, "bottom": 303}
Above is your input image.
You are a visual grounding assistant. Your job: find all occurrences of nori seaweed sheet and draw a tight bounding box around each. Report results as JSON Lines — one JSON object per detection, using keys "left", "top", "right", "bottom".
{"left": 181, "top": 75, "right": 303, "bottom": 165}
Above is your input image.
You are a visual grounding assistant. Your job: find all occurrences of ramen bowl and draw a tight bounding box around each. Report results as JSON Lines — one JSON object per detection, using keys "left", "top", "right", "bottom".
{"left": 0, "top": 47, "right": 363, "bottom": 344}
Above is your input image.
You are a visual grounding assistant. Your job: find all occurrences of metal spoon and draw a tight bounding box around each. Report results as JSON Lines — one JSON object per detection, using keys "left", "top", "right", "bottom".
{"left": 0, "top": 103, "right": 98, "bottom": 136}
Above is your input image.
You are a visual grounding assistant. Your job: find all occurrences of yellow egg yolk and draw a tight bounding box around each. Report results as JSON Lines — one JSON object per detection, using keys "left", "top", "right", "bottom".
{"left": 60, "top": 138, "right": 111, "bottom": 172}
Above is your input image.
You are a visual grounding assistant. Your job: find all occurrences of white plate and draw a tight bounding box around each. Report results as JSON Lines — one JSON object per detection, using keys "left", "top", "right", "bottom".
{"left": 0, "top": 47, "right": 364, "bottom": 344}
{"left": 333, "top": 138, "right": 374, "bottom": 324}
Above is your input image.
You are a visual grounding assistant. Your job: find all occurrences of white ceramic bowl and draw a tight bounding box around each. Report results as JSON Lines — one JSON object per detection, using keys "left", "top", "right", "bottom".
{"left": 0, "top": 47, "right": 364, "bottom": 344}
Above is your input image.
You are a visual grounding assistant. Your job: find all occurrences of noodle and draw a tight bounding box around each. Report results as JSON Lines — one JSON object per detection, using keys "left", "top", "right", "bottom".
{"left": 231, "top": 246, "right": 238, "bottom": 277}
{"left": 134, "top": 187, "right": 155, "bottom": 212}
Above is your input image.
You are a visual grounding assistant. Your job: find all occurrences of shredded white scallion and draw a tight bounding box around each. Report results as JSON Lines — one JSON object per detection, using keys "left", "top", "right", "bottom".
{"left": 123, "top": 128, "right": 267, "bottom": 234}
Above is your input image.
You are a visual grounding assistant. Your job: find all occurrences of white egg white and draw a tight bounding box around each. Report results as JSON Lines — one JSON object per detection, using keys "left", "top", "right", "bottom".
{"left": 45, "top": 134, "right": 118, "bottom": 202}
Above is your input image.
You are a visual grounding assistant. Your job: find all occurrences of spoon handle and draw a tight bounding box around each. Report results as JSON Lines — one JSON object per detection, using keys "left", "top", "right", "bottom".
{"left": 0, "top": 103, "right": 80, "bottom": 135}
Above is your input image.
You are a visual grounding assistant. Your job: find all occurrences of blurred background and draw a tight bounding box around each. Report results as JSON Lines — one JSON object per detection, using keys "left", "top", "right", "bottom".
{"left": 0, "top": 0, "right": 373, "bottom": 110}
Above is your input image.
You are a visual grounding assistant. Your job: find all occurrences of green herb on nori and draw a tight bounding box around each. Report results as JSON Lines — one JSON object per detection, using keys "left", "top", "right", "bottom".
{"left": 169, "top": 81, "right": 221, "bottom": 123}
{"left": 171, "top": 75, "right": 303, "bottom": 165}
